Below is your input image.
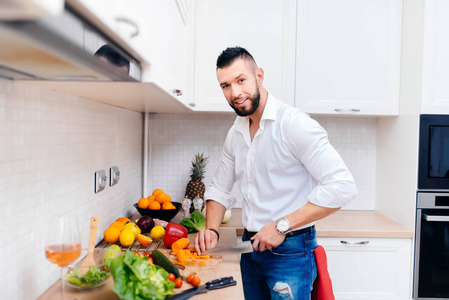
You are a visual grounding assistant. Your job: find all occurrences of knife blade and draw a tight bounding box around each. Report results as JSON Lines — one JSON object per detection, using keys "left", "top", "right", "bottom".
{"left": 202, "top": 240, "right": 253, "bottom": 255}
{"left": 168, "top": 276, "right": 237, "bottom": 300}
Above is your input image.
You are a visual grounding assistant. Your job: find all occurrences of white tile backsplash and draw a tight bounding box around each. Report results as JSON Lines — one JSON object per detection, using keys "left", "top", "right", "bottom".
{"left": 0, "top": 78, "right": 377, "bottom": 299}
{"left": 148, "top": 113, "right": 377, "bottom": 210}
{"left": 0, "top": 79, "right": 143, "bottom": 300}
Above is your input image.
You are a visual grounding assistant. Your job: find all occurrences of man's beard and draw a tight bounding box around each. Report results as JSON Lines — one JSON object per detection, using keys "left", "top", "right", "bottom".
{"left": 229, "top": 88, "right": 261, "bottom": 117}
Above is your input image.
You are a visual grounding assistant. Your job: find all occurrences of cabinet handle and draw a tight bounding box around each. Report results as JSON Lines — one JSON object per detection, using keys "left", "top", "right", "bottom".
{"left": 188, "top": 103, "right": 196, "bottom": 107}
{"left": 173, "top": 89, "right": 183, "bottom": 96}
{"left": 340, "top": 240, "right": 369, "bottom": 245}
{"left": 115, "top": 17, "right": 139, "bottom": 38}
{"left": 334, "top": 108, "right": 361, "bottom": 113}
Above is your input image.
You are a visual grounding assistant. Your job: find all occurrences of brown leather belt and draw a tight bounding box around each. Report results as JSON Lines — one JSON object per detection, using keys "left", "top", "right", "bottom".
{"left": 244, "top": 225, "right": 315, "bottom": 239}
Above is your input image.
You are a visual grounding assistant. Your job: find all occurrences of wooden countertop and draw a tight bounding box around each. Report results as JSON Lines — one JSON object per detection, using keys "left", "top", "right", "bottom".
{"left": 315, "top": 210, "right": 414, "bottom": 238}
{"left": 221, "top": 208, "right": 413, "bottom": 239}
{"left": 38, "top": 228, "right": 244, "bottom": 300}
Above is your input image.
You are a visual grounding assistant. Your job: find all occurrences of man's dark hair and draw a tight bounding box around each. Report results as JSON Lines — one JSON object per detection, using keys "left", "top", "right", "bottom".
{"left": 94, "top": 44, "right": 130, "bottom": 73}
{"left": 216, "top": 46, "right": 256, "bottom": 69}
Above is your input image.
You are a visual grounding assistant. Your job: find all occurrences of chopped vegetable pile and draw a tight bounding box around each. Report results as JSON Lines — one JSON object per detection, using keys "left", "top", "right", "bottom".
{"left": 65, "top": 266, "right": 110, "bottom": 287}
{"left": 105, "top": 250, "right": 175, "bottom": 300}
{"left": 180, "top": 211, "right": 206, "bottom": 233}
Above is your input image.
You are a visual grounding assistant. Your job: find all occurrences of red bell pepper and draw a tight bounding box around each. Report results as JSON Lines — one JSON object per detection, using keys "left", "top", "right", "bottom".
{"left": 164, "top": 222, "right": 188, "bottom": 248}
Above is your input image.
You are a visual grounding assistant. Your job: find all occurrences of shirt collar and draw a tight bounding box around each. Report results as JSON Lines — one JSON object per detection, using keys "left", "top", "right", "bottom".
{"left": 234, "top": 93, "right": 277, "bottom": 133}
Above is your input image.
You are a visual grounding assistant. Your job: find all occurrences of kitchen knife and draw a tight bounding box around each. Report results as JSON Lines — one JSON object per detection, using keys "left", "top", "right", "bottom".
{"left": 168, "top": 276, "right": 237, "bottom": 300}
{"left": 202, "top": 240, "right": 253, "bottom": 255}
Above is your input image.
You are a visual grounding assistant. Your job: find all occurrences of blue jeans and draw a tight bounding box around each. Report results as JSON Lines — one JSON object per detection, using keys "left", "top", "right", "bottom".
{"left": 240, "top": 227, "right": 318, "bottom": 300}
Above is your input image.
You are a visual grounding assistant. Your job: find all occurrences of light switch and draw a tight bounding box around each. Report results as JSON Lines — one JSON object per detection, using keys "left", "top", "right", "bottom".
{"left": 94, "top": 170, "right": 107, "bottom": 193}
{"left": 110, "top": 166, "right": 120, "bottom": 186}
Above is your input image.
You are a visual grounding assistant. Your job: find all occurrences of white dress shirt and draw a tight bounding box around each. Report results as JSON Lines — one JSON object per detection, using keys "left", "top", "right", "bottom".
{"left": 205, "top": 94, "right": 358, "bottom": 232}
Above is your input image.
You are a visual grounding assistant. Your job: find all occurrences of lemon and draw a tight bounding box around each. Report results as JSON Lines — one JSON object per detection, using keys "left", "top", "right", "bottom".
{"left": 150, "top": 226, "right": 165, "bottom": 239}
{"left": 123, "top": 222, "right": 141, "bottom": 239}
{"left": 120, "top": 229, "right": 135, "bottom": 247}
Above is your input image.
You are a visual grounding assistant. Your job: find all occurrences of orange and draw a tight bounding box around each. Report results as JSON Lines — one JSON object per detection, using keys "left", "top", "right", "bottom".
{"left": 137, "top": 234, "right": 153, "bottom": 246}
{"left": 115, "top": 217, "right": 131, "bottom": 225}
{"left": 155, "top": 193, "right": 171, "bottom": 204}
{"left": 148, "top": 201, "right": 161, "bottom": 210}
{"left": 147, "top": 195, "right": 155, "bottom": 202}
{"left": 110, "top": 221, "right": 125, "bottom": 231}
{"left": 152, "top": 189, "right": 164, "bottom": 196}
{"left": 138, "top": 197, "right": 150, "bottom": 209}
{"left": 104, "top": 226, "right": 121, "bottom": 243}
{"left": 162, "top": 202, "right": 176, "bottom": 210}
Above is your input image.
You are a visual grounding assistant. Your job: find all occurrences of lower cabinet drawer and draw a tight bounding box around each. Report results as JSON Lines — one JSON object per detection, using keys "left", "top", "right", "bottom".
{"left": 317, "top": 237, "right": 412, "bottom": 300}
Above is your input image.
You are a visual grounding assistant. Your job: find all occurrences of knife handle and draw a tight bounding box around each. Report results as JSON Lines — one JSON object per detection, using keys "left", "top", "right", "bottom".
{"left": 168, "top": 287, "right": 201, "bottom": 300}
{"left": 207, "top": 279, "right": 237, "bottom": 290}
{"left": 206, "top": 276, "right": 234, "bottom": 285}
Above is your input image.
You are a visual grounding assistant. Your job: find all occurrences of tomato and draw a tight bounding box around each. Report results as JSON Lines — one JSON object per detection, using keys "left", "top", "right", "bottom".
{"left": 174, "top": 277, "right": 183, "bottom": 288}
{"left": 168, "top": 273, "right": 175, "bottom": 282}
{"left": 186, "top": 274, "right": 195, "bottom": 284}
{"left": 191, "top": 276, "right": 201, "bottom": 287}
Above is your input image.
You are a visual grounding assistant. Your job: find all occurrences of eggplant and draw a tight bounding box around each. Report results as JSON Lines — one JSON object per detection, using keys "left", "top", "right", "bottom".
{"left": 136, "top": 215, "right": 155, "bottom": 233}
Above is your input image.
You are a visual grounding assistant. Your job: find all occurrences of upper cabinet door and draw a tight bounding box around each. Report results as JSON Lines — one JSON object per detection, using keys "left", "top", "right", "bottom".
{"left": 137, "top": 0, "right": 195, "bottom": 104}
{"left": 295, "top": 0, "right": 402, "bottom": 116}
{"left": 421, "top": 0, "right": 449, "bottom": 114}
{"left": 192, "top": 0, "right": 297, "bottom": 112}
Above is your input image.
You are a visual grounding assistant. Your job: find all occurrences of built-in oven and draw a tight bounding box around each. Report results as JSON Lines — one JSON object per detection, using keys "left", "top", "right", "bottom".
{"left": 414, "top": 192, "right": 449, "bottom": 299}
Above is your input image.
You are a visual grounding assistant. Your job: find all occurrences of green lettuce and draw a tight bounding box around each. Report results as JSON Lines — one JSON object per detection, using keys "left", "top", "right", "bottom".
{"left": 180, "top": 211, "right": 206, "bottom": 233}
{"left": 65, "top": 265, "right": 110, "bottom": 287}
{"left": 105, "top": 250, "right": 175, "bottom": 300}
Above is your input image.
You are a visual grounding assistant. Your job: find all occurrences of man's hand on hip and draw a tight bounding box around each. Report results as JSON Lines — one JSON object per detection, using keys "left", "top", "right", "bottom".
{"left": 251, "top": 221, "right": 285, "bottom": 252}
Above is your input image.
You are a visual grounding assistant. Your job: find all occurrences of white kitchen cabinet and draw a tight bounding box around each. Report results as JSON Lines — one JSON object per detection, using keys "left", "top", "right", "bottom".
{"left": 421, "top": 0, "right": 449, "bottom": 114}
{"left": 137, "top": 0, "right": 195, "bottom": 105}
{"left": 72, "top": 0, "right": 143, "bottom": 44}
{"left": 191, "top": 0, "right": 297, "bottom": 112}
{"left": 318, "top": 237, "right": 412, "bottom": 300}
{"left": 65, "top": 0, "right": 195, "bottom": 110}
{"left": 295, "top": 0, "right": 402, "bottom": 116}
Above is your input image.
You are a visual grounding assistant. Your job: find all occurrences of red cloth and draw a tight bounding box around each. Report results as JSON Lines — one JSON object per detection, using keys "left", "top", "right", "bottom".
{"left": 311, "top": 245, "right": 335, "bottom": 300}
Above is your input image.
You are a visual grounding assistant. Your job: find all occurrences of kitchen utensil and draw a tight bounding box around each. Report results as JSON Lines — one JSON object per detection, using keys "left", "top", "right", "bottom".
{"left": 202, "top": 240, "right": 253, "bottom": 255}
{"left": 168, "top": 276, "right": 237, "bottom": 300}
{"left": 80, "top": 217, "right": 98, "bottom": 274}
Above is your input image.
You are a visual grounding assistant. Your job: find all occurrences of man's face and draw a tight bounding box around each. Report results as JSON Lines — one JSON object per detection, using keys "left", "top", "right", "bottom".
{"left": 217, "top": 58, "right": 261, "bottom": 117}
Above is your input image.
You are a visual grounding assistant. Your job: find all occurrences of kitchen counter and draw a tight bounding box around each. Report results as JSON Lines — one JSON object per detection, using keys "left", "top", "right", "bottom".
{"left": 38, "top": 228, "right": 244, "bottom": 300}
{"left": 221, "top": 208, "right": 413, "bottom": 239}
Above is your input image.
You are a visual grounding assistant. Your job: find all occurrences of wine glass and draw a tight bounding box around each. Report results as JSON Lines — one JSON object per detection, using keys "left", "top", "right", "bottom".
{"left": 44, "top": 215, "right": 81, "bottom": 298}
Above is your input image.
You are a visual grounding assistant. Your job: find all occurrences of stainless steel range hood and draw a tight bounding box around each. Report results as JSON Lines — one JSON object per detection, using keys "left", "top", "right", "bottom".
{"left": 0, "top": 6, "right": 142, "bottom": 81}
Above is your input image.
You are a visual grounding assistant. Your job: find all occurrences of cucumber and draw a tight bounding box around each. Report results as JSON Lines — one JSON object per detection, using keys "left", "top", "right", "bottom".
{"left": 152, "top": 250, "right": 181, "bottom": 278}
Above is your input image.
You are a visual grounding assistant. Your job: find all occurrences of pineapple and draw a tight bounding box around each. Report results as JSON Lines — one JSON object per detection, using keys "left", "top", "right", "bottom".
{"left": 185, "top": 153, "right": 208, "bottom": 213}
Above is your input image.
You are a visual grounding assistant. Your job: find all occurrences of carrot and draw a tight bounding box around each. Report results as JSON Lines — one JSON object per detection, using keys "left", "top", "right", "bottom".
{"left": 172, "top": 238, "right": 191, "bottom": 252}
{"left": 176, "top": 249, "right": 191, "bottom": 263}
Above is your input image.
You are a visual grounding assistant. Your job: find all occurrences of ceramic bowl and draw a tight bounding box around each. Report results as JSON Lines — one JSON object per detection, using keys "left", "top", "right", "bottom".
{"left": 133, "top": 202, "right": 182, "bottom": 222}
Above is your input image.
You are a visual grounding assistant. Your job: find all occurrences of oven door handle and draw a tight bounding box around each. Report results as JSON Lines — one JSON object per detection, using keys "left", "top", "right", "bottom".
{"left": 423, "top": 213, "right": 449, "bottom": 222}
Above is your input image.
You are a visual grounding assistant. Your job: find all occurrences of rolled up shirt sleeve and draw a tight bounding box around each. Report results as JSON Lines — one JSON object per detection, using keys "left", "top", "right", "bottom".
{"left": 204, "top": 128, "right": 236, "bottom": 210}
{"left": 287, "top": 115, "right": 358, "bottom": 208}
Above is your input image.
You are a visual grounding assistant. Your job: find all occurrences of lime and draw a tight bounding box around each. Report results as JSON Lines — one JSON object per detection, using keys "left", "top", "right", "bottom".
{"left": 150, "top": 226, "right": 165, "bottom": 239}
{"left": 105, "top": 245, "right": 121, "bottom": 259}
